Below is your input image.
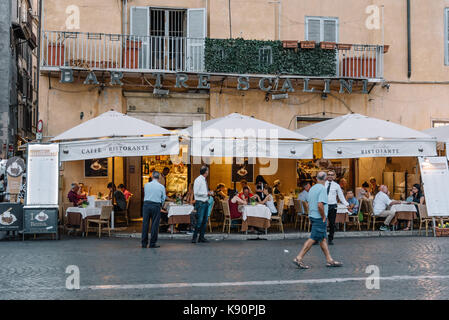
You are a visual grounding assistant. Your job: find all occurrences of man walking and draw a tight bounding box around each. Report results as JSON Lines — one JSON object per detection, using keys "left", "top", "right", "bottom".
{"left": 293, "top": 171, "right": 343, "bottom": 269}
{"left": 325, "top": 170, "right": 349, "bottom": 245}
{"left": 141, "top": 171, "right": 166, "bottom": 248}
{"left": 192, "top": 166, "right": 213, "bottom": 243}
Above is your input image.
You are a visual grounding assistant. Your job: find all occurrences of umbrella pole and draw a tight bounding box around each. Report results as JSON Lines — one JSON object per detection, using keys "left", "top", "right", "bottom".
{"left": 112, "top": 157, "right": 115, "bottom": 204}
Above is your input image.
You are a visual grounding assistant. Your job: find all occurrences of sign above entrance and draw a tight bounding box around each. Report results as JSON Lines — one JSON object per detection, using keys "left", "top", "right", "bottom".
{"left": 58, "top": 136, "right": 179, "bottom": 162}
{"left": 58, "top": 68, "right": 370, "bottom": 95}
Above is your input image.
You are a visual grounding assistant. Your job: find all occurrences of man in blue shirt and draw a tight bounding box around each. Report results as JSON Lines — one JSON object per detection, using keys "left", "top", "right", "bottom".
{"left": 141, "top": 171, "right": 166, "bottom": 248}
{"left": 293, "top": 171, "right": 343, "bottom": 269}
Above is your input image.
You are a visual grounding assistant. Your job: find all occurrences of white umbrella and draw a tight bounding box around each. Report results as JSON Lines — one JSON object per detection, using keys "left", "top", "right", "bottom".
{"left": 296, "top": 113, "right": 436, "bottom": 159}
{"left": 423, "top": 125, "right": 449, "bottom": 156}
{"left": 51, "top": 110, "right": 179, "bottom": 161}
{"left": 182, "top": 113, "right": 313, "bottom": 159}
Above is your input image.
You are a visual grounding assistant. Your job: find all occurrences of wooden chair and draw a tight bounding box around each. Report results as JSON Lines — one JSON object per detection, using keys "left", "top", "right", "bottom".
{"left": 418, "top": 204, "right": 434, "bottom": 236}
{"left": 301, "top": 201, "right": 311, "bottom": 232}
{"left": 293, "top": 199, "right": 304, "bottom": 229}
{"left": 114, "top": 197, "right": 130, "bottom": 227}
{"left": 348, "top": 201, "right": 362, "bottom": 231}
{"left": 366, "top": 199, "right": 386, "bottom": 231}
{"left": 270, "top": 199, "right": 285, "bottom": 233}
{"left": 86, "top": 205, "right": 113, "bottom": 238}
{"left": 221, "top": 200, "right": 241, "bottom": 234}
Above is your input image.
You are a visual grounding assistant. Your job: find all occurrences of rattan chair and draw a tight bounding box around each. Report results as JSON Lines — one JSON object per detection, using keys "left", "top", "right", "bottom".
{"left": 62, "top": 202, "right": 82, "bottom": 235}
{"left": 293, "top": 199, "right": 304, "bottom": 229}
{"left": 348, "top": 200, "right": 362, "bottom": 231}
{"left": 418, "top": 204, "right": 434, "bottom": 236}
{"left": 221, "top": 200, "right": 241, "bottom": 234}
{"left": 86, "top": 205, "right": 113, "bottom": 238}
{"left": 270, "top": 199, "right": 285, "bottom": 233}
{"left": 301, "top": 201, "right": 311, "bottom": 232}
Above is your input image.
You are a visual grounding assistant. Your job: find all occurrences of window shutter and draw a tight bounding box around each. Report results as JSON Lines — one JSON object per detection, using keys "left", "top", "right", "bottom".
{"left": 323, "top": 19, "right": 337, "bottom": 42}
{"left": 307, "top": 18, "right": 321, "bottom": 42}
{"left": 446, "top": 8, "right": 449, "bottom": 65}
{"left": 186, "top": 8, "right": 206, "bottom": 72}
{"left": 130, "top": 7, "right": 149, "bottom": 36}
{"left": 130, "top": 7, "right": 149, "bottom": 69}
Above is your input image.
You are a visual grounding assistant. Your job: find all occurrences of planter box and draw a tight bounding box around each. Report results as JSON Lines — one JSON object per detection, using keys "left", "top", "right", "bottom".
{"left": 122, "top": 39, "right": 142, "bottom": 69}
{"left": 435, "top": 227, "right": 449, "bottom": 237}
{"left": 342, "top": 57, "right": 377, "bottom": 78}
{"left": 320, "top": 41, "right": 336, "bottom": 50}
{"left": 383, "top": 45, "right": 390, "bottom": 53}
{"left": 300, "top": 41, "right": 316, "bottom": 49}
{"left": 282, "top": 40, "right": 298, "bottom": 49}
{"left": 47, "top": 43, "right": 65, "bottom": 66}
{"left": 337, "top": 43, "right": 352, "bottom": 50}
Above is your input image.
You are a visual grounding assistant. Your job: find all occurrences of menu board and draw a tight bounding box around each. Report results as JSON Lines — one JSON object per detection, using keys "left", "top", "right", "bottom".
{"left": 418, "top": 157, "right": 449, "bottom": 217}
{"left": 26, "top": 144, "right": 59, "bottom": 206}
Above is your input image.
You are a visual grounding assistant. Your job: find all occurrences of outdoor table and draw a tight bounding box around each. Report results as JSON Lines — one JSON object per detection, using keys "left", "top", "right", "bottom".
{"left": 283, "top": 196, "right": 294, "bottom": 208}
{"left": 335, "top": 203, "right": 349, "bottom": 223}
{"left": 93, "top": 200, "right": 111, "bottom": 208}
{"left": 240, "top": 204, "right": 272, "bottom": 232}
{"left": 390, "top": 202, "right": 417, "bottom": 227}
{"left": 167, "top": 204, "right": 194, "bottom": 225}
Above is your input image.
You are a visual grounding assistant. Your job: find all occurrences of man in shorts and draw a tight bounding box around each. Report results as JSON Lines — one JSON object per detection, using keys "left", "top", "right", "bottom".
{"left": 293, "top": 171, "right": 343, "bottom": 269}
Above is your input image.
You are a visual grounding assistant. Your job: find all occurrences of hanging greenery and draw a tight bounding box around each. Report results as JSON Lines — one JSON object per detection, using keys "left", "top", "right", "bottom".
{"left": 205, "top": 38, "right": 336, "bottom": 76}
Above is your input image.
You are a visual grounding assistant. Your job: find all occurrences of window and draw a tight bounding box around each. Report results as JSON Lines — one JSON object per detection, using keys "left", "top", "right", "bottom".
{"left": 445, "top": 8, "right": 449, "bottom": 65}
{"left": 130, "top": 7, "right": 206, "bottom": 71}
{"left": 259, "top": 46, "right": 273, "bottom": 67}
{"left": 305, "top": 16, "right": 338, "bottom": 43}
{"left": 432, "top": 119, "right": 449, "bottom": 128}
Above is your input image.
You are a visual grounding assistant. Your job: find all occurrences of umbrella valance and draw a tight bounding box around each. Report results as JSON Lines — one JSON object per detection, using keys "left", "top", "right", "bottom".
{"left": 297, "top": 113, "right": 436, "bottom": 159}
{"left": 182, "top": 113, "right": 313, "bottom": 159}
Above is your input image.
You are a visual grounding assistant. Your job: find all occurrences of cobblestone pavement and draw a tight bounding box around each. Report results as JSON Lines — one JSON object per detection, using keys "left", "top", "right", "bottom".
{"left": 1, "top": 236, "right": 449, "bottom": 299}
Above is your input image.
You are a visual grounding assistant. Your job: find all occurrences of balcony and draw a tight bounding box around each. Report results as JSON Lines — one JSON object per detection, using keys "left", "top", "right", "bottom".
{"left": 40, "top": 31, "right": 386, "bottom": 80}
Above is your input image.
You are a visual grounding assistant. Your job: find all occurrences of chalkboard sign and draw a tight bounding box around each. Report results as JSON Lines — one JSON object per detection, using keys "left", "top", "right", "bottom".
{"left": 0, "top": 203, "right": 23, "bottom": 231}
{"left": 23, "top": 207, "right": 58, "bottom": 235}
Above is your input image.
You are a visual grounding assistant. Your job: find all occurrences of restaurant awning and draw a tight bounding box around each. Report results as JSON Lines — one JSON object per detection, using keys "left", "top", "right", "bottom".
{"left": 51, "top": 110, "right": 179, "bottom": 161}
{"left": 296, "top": 113, "right": 437, "bottom": 159}
{"left": 182, "top": 113, "right": 313, "bottom": 159}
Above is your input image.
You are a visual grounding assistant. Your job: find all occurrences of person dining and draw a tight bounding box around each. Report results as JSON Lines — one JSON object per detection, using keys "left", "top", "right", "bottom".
{"left": 239, "top": 179, "right": 252, "bottom": 193}
{"left": 369, "top": 177, "right": 380, "bottom": 196}
{"left": 239, "top": 186, "right": 259, "bottom": 203}
{"left": 214, "top": 183, "right": 227, "bottom": 200}
{"left": 273, "top": 180, "right": 282, "bottom": 195}
{"left": 358, "top": 181, "right": 371, "bottom": 200}
{"left": 255, "top": 175, "right": 268, "bottom": 201}
{"left": 258, "top": 186, "right": 278, "bottom": 215}
{"left": 118, "top": 184, "right": 132, "bottom": 201}
{"left": 298, "top": 181, "right": 311, "bottom": 203}
{"left": 107, "top": 183, "right": 127, "bottom": 212}
{"left": 346, "top": 190, "right": 359, "bottom": 215}
{"left": 373, "top": 185, "right": 402, "bottom": 231}
{"left": 67, "top": 183, "right": 83, "bottom": 206}
{"left": 229, "top": 190, "right": 246, "bottom": 220}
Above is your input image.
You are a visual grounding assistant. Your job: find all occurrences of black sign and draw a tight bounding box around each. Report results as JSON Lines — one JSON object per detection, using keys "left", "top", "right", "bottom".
{"left": 0, "top": 203, "right": 23, "bottom": 231}
{"left": 232, "top": 158, "right": 254, "bottom": 183}
{"left": 85, "top": 158, "right": 108, "bottom": 177}
{"left": 23, "top": 207, "right": 58, "bottom": 234}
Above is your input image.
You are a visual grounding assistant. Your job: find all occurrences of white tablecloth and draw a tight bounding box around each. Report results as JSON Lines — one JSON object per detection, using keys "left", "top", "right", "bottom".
{"left": 337, "top": 203, "right": 349, "bottom": 214}
{"left": 66, "top": 207, "right": 101, "bottom": 219}
{"left": 390, "top": 203, "right": 417, "bottom": 213}
{"left": 241, "top": 205, "right": 272, "bottom": 221}
{"left": 93, "top": 200, "right": 111, "bottom": 208}
{"left": 167, "top": 204, "right": 194, "bottom": 218}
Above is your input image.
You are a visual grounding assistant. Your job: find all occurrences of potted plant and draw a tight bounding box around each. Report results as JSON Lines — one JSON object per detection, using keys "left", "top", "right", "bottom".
{"left": 383, "top": 45, "right": 390, "bottom": 53}
{"left": 300, "top": 40, "right": 316, "bottom": 49}
{"left": 337, "top": 43, "right": 352, "bottom": 50}
{"left": 320, "top": 41, "right": 336, "bottom": 50}
{"left": 282, "top": 40, "right": 298, "bottom": 49}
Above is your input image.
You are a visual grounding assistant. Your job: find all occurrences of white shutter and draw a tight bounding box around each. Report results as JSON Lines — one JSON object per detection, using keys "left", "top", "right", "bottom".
{"left": 186, "top": 8, "right": 206, "bottom": 72}
{"left": 446, "top": 8, "right": 449, "bottom": 65}
{"left": 11, "top": 0, "right": 18, "bottom": 23}
{"left": 130, "top": 7, "right": 150, "bottom": 69}
{"left": 323, "top": 19, "right": 337, "bottom": 42}
{"left": 306, "top": 18, "right": 321, "bottom": 42}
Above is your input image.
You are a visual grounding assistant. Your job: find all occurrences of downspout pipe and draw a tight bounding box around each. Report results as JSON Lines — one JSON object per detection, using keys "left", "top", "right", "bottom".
{"left": 407, "top": 0, "right": 411, "bottom": 79}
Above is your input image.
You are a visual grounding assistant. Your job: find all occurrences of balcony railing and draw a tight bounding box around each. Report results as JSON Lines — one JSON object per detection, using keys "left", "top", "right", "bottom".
{"left": 41, "top": 31, "right": 385, "bottom": 80}
{"left": 41, "top": 31, "right": 205, "bottom": 72}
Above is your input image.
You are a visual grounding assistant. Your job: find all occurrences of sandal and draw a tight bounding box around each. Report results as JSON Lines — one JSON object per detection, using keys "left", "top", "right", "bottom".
{"left": 403, "top": 227, "right": 410, "bottom": 231}
{"left": 292, "top": 258, "right": 310, "bottom": 269}
{"left": 326, "top": 260, "right": 343, "bottom": 268}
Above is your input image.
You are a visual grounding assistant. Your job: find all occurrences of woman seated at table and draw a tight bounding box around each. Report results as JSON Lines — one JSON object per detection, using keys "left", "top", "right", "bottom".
{"left": 238, "top": 186, "right": 260, "bottom": 203}
{"left": 214, "top": 183, "right": 227, "bottom": 200}
{"left": 258, "top": 186, "right": 278, "bottom": 216}
{"left": 67, "top": 183, "right": 83, "bottom": 207}
{"left": 229, "top": 190, "right": 247, "bottom": 220}
{"left": 78, "top": 183, "right": 89, "bottom": 200}
{"left": 107, "top": 183, "right": 127, "bottom": 212}
{"left": 358, "top": 181, "right": 371, "bottom": 200}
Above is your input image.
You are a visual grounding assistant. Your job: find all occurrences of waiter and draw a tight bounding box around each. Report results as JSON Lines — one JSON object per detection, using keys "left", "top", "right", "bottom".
{"left": 192, "top": 166, "right": 213, "bottom": 243}
{"left": 141, "top": 171, "right": 166, "bottom": 248}
{"left": 325, "top": 170, "right": 349, "bottom": 246}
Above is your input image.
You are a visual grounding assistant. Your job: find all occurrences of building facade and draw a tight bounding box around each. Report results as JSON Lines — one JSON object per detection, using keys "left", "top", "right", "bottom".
{"left": 0, "top": 0, "right": 39, "bottom": 159}
{"left": 38, "top": 0, "right": 449, "bottom": 215}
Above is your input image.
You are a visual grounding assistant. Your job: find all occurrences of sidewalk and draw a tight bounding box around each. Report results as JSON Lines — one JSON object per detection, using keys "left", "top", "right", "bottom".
{"left": 112, "top": 229, "right": 424, "bottom": 241}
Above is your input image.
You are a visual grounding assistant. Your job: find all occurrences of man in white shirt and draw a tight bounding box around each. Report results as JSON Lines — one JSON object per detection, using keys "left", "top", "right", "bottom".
{"left": 192, "top": 166, "right": 213, "bottom": 243}
{"left": 297, "top": 181, "right": 311, "bottom": 213}
{"left": 325, "top": 170, "right": 349, "bottom": 245}
{"left": 373, "top": 185, "right": 401, "bottom": 231}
